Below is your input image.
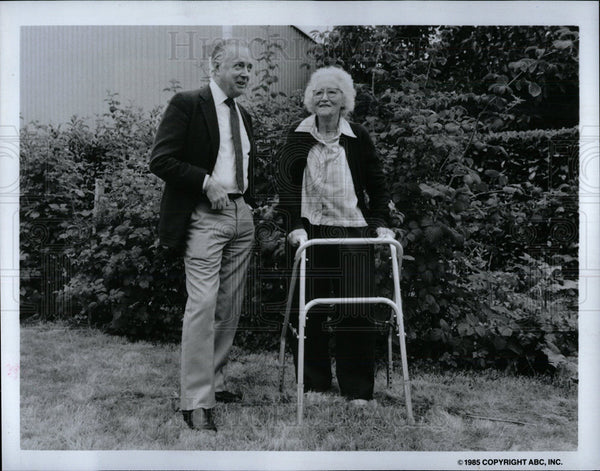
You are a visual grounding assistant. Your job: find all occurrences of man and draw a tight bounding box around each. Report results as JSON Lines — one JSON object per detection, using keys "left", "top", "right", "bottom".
{"left": 149, "top": 39, "right": 256, "bottom": 432}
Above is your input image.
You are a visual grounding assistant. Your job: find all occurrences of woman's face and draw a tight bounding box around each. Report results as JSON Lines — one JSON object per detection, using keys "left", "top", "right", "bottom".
{"left": 311, "top": 78, "right": 344, "bottom": 120}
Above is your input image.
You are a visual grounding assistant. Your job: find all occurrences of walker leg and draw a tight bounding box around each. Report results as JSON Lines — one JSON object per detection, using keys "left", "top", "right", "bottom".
{"left": 297, "top": 325, "right": 305, "bottom": 425}
{"left": 396, "top": 322, "right": 415, "bottom": 425}
{"left": 278, "top": 332, "right": 287, "bottom": 393}
{"left": 390, "top": 244, "right": 415, "bottom": 425}
{"left": 279, "top": 263, "right": 300, "bottom": 394}
{"left": 297, "top": 256, "right": 307, "bottom": 425}
{"left": 387, "top": 321, "right": 393, "bottom": 388}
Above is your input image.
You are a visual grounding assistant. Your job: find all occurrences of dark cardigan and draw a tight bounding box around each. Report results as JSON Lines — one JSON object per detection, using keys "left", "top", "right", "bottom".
{"left": 276, "top": 119, "right": 390, "bottom": 233}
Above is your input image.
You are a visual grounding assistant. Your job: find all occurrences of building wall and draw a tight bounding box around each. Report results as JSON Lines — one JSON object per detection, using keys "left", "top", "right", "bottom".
{"left": 20, "top": 25, "right": 315, "bottom": 125}
{"left": 232, "top": 26, "right": 314, "bottom": 95}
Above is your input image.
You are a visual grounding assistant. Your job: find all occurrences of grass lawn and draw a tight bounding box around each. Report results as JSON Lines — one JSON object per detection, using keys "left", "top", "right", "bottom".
{"left": 20, "top": 323, "right": 577, "bottom": 450}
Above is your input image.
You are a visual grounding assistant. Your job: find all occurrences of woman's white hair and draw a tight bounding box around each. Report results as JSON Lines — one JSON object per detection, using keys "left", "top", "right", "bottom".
{"left": 303, "top": 66, "right": 356, "bottom": 117}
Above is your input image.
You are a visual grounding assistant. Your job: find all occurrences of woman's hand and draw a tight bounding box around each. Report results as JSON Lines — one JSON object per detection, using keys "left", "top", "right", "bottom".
{"left": 287, "top": 229, "right": 308, "bottom": 246}
{"left": 376, "top": 227, "right": 395, "bottom": 239}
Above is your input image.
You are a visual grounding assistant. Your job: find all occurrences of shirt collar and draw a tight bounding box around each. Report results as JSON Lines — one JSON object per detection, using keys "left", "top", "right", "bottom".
{"left": 209, "top": 79, "right": 231, "bottom": 106}
{"left": 295, "top": 115, "right": 357, "bottom": 138}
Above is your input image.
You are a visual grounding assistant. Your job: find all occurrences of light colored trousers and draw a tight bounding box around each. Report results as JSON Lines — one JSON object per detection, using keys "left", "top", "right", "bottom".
{"left": 180, "top": 197, "right": 254, "bottom": 411}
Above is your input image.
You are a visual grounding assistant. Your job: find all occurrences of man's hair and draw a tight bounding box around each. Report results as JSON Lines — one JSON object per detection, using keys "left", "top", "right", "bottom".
{"left": 209, "top": 38, "right": 249, "bottom": 76}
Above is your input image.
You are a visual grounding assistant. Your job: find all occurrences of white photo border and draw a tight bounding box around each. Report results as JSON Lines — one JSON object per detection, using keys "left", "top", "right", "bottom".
{"left": 1, "top": 1, "right": 598, "bottom": 470}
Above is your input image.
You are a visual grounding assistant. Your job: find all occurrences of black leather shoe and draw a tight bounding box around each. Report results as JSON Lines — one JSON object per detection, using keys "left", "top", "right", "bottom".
{"left": 215, "top": 390, "right": 242, "bottom": 403}
{"left": 182, "top": 408, "right": 217, "bottom": 432}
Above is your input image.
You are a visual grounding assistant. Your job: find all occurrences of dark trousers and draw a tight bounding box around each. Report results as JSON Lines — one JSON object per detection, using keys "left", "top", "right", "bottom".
{"left": 289, "top": 224, "right": 377, "bottom": 400}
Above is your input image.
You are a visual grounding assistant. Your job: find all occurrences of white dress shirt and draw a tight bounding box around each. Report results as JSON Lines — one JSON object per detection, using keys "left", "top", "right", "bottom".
{"left": 298, "top": 115, "right": 367, "bottom": 227}
{"left": 205, "top": 79, "right": 251, "bottom": 193}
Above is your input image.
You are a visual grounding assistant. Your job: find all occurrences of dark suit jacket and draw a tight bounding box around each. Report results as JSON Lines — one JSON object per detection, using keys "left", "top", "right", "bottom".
{"left": 276, "top": 119, "right": 390, "bottom": 233}
{"left": 149, "top": 86, "right": 256, "bottom": 249}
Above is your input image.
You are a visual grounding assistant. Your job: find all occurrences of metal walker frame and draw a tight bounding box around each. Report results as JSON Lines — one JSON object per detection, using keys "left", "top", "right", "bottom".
{"left": 277, "top": 237, "right": 415, "bottom": 425}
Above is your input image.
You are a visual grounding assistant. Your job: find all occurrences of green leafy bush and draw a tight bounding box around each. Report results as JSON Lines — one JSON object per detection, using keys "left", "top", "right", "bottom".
{"left": 359, "top": 86, "right": 577, "bottom": 374}
{"left": 20, "top": 117, "right": 97, "bottom": 321}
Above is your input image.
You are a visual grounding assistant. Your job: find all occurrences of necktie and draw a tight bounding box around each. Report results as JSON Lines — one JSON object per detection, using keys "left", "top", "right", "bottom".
{"left": 225, "top": 97, "right": 245, "bottom": 193}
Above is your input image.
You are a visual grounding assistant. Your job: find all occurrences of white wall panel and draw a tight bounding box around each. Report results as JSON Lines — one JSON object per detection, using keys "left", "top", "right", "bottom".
{"left": 20, "top": 25, "right": 315, "bottom": 125}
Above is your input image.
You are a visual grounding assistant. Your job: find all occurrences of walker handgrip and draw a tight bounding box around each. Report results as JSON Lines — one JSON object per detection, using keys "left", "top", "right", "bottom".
{"left": 294, "top": 237, "right": 403, "bottom": 261}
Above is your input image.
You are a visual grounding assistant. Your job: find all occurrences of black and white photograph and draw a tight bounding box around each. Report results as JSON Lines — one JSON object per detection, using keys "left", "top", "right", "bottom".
{"left": 1, "top": 1, "right": 599, "bottom": 470}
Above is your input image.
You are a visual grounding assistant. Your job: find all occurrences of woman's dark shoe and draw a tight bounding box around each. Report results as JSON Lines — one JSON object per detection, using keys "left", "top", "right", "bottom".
{"left": 215, "top": 390, "right": 242, "bottom": 403}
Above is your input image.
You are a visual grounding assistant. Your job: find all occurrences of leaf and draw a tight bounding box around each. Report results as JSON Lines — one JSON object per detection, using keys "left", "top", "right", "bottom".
{"left": 542, "top": 347, "right": 567, "bottom": 368}
{"left": 490, "top": 118, "right": 504, "bottom": 131}
{"left": 419, "top": 183, "right": 442, "bottom": 198}
{"left": 552, "top": 39, "right": 573, "bottom": 50}
{"left": 428, "top": 301, "right": 440, "bottom": 314}
{"left": 548, "top": 283, "right": 563, "bottom": 293}
{"left": 430, "top": 328, "right": 443, "bottom": 341}
{"left": 561, "top": 280, "right": 578, "bottom": 290}
{"left": 444, "top": 123, "right": 460, "bottom": 134}
{"left": 499, "top": 326, "right": 513, "bottom": 337}
{"left": 484, "top": 169, "right": 500, "bottom": 178}
{"left": 457, "top": 322, "right": 473, "bottom": 336}
{"left": 528, "top": 82, "right": 542, "bottom": 97}
{"left": 474, "top": 325, "right": 487, "bottom": 337}
{"left": 426, "top": 113, "right": 439, "bottom": 124}
{"left": 528, "top": 61, "right": 538, "bottom": 73}
{"left": 493, "top": 336, "right": 507, "bottom": 350}
{"left": 508, "top": 61, "right": 522, "bottom": 71}
{"left": 514, "top": 80, "right": 523, "bottom": 91}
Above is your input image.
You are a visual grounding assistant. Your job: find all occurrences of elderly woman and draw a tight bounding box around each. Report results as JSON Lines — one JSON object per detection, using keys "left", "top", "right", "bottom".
{"left": 277, "top": 66, "right": 394, "bottom": 403}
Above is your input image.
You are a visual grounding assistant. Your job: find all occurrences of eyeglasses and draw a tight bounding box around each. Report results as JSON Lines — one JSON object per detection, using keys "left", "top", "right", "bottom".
{"left": 312, "top": 88, "right": 342, "bottom": 99}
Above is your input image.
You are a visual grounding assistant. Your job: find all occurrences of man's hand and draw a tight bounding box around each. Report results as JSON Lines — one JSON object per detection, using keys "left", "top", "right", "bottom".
{"left": 287, "top": 229, "right": 308, "bottom": 247}
{"left": 204, "top": 176, "right": 230, "bottom": 210}
{"left": 376, "top": 227, "right": 395, "bottom": 239}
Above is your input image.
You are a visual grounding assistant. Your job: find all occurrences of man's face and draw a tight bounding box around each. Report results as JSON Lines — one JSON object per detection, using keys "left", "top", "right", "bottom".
{"left": 214, "top": 45, "right": 253, "bottom": 98}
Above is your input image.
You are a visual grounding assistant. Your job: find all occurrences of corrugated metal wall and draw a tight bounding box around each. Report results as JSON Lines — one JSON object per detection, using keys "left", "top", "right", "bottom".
{"left": 232, "top": 25, "right": 314, "bottom": 95}
{"left": 20, "top": 25, "right": 315, "bottom": 125}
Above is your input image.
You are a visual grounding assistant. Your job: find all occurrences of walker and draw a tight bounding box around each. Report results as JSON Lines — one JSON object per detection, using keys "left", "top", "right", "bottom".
{"left": 278, "top": 237, "right": 415, "bottom": 425}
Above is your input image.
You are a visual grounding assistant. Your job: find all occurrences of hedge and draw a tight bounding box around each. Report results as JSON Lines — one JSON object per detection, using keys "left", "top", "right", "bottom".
{"left": 20, "top": 91, "right": 577, "bottom": 376}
